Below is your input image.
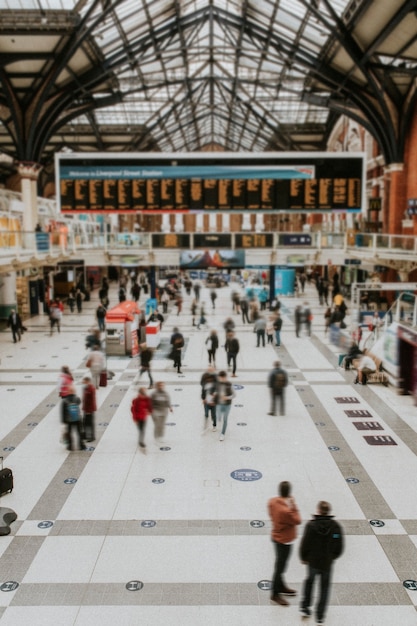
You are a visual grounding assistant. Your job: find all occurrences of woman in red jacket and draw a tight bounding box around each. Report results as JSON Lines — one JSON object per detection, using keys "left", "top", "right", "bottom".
{"left": 131, "top": 387, "right": 152, "bottom": 449}
{"left": 82, "top": 376, "right": 97, "bottom": 442}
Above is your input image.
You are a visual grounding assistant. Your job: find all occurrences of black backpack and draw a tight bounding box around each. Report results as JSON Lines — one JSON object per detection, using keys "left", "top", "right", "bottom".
{"left": 274, "top": 370, "right": 287, "bottom": 390}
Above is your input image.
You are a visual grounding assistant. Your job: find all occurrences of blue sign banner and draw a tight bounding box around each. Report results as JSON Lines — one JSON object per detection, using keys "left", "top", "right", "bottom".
{"left": 35, "top": 232, "right": 50, "bottom": 252}
{"left": 61, "top": 165, "right": 313, "bottom": 181}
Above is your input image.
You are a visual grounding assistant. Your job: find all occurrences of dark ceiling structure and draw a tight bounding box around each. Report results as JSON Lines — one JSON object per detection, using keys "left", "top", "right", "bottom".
{"left": 0, "top": 0, "right": 417, "bottom": 178}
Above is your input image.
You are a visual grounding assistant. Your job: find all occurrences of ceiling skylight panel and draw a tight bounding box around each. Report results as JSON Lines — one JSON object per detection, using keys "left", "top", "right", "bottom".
{"left": 247, "top": 0, "right": 275, "bottom": 22}
{"left": 279, "top": 0, "right": 308, "bottom": 20}
{"left": 180, "top": 0, "right": 209, "bottom": 16}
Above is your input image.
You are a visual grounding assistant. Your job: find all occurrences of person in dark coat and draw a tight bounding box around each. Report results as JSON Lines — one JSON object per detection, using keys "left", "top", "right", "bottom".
{"left": 303, "top": 303, "right": 312, "bottom": 337}
{"left": 131, "top": 283, "right": 140, "bottom": 302}
{"left": 67, "top": 292, "right": 75, "bottom": 313}
{"left": 170, "top": 327, "right": 184, "bottom": 374}
{"left": 205, "top": 329, "right": 219, "bottom": 366}
{"left": 200, "top": 367, "right": 218, "bottom": 432}
{"left": 267, "top": 360, "right": 288, "bottom": 416}
{"left": 75, "top": 289, "right": 83, "bottom": 313}
{"left": 7, "top": 309, "right": 22, "bottom": 343}
{"left": 240, "top": 296, "right": 250, "bottom": 323}
{"left": 225, "top": 330, "right": 239, "bottom": 377}
{"left": 273, "top": 313, "right": 283, "bottom": 347}
{"left": 96, "top": 304, "right": 107, "bottom": 332}
{"left": 138, "top": 343, "right": 154, "bottom": 388}
{"left": 295, "top": 305, "right": 303, "bottom": 338}
{"left": 299, "top": 500, "right": 344, "bottom": 624}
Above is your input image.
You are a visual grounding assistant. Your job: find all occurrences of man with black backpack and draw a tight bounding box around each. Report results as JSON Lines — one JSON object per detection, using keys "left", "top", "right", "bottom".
{"left": 299, "top": 500, "right": 344, "bottom": 624}
{"left": 267, "top": 360, "right": 288, "bottom": 416}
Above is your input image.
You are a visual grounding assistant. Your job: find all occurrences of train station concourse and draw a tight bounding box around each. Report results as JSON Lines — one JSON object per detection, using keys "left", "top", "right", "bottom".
{"left": 1, "top": 0, "right": 417, "bottom": 624}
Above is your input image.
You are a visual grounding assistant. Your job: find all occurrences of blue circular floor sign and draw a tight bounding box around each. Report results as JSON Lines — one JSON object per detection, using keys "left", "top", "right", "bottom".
{"left": 231, "top": 469, "right": 262, "bottom": 482}
{"left": 233, "top": 384, "right": 244, "bottom": 390}
{"left": 346, "top": 477, "right": 359, "bottom": 484}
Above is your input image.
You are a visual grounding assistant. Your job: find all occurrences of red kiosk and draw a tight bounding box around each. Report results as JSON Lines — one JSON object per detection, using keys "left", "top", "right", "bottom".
{"left": 105, "top": 300, "right": 140, "bottom": 357}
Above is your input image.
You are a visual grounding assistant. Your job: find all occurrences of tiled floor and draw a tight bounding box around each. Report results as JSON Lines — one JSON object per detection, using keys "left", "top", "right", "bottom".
{"left": 1, "top": 280, "right": 417, "bottom": 625}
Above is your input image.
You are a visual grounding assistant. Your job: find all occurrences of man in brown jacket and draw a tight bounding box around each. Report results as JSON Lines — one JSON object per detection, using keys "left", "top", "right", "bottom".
{"left": 268, "top": 480, "right": 302, "bottom": 606}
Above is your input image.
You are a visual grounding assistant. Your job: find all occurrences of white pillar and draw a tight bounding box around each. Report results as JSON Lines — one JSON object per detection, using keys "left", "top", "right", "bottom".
{"left": 242, "top": 214, "right": 251, "bottom": 231}
{"left": 222, "top": 214, "right": 230, "bottom": 232}
{"left": 255, "top": 214, "right": 265, "bottom": 232}
{"left": 196, "top": 214, "right": 204, "bottom": 232}
{"left": 18, "top": 163, "right": 41, "bottom": 235}
{"left": 174, "top": 214, "right": 184, "bottom": 233}
{"left": 161, "top": 214, "right": 171, "bottom": 233}
{"left": 208, "top": 213, "right": 217, "bottom": 231}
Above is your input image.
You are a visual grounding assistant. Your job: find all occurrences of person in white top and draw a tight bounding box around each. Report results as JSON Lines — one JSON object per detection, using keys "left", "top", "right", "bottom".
{"left": 86, "top": 346, "right": 106, "bottom": 389}
{"left": 356, "top": 351, "right": 376, "bottom": 385}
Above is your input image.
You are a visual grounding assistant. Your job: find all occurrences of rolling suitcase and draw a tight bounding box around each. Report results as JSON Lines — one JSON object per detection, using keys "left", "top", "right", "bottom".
{"left": 0, "top": 457, "right": 13, "bottom": 496}
{"left": 99, "top": 370, "right": 107, "bottom": 387}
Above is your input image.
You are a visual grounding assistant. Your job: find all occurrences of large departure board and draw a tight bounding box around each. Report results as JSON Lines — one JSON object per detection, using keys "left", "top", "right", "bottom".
{"left": 56, "top": 152, "right": 365, "bottom": 213}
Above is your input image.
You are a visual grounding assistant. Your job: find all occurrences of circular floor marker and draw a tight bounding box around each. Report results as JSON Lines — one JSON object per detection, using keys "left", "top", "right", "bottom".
{"left": 141, "top": 520, "right": 156, "bottom": 528}
{"left": 231, "top": 469, "right": 262, "bottom": 481}
{"left": 250, "top": 520, "right": 265, "bottom": 528}
{"left": 257, "top": 580, "right": 272, "bottom": 591}
{"left": 37, "top": 521, "right": 54, "bottom": 529}
{"left": 403, "top": 580, "right": 417, "bottom": 591}
{"left": 126, "top": 580, "right": 143, "bottom": 591}
{"left": 0, "top": 581, "right": 19, "bottom": 592}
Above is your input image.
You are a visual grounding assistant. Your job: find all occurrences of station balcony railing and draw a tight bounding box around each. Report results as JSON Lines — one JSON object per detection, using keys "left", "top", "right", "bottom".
{"left": 1, "top": 229, "right": 417, "bottom": 265}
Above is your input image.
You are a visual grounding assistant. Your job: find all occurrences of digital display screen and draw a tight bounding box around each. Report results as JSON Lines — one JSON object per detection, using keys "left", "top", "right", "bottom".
{"left": 57, "top": 152, "right": 365, "bottom": 214}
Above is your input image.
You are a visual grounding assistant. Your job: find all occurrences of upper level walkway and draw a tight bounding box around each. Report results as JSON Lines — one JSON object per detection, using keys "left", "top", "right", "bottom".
{"left": 1, "top": 188, "right": 416, "bottom": 272}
